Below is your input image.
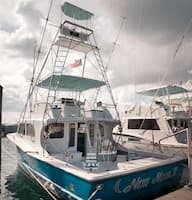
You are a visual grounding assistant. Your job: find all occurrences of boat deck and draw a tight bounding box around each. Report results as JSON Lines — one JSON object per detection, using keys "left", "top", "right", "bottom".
{"left": 7, "top": 133, "right": 184, "bottom": 182}
{"left": 119, "top": 157, "right": 162, "bottom": 169}
{"left": 155, "top": 187, "right": 192, "bottom": 200}
{"left": 29, "top": 152, "right": 182, "bottom": 181}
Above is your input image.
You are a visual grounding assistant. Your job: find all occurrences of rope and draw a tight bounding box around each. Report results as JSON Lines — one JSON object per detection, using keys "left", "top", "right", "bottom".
{"left": 133, "top": 0, "right": 143, "bottom": 102}
{"left": 158, "top": 15, "right": 192, "bottom": 92}
{"left": 19, "top": 28, "right": 59, "bottom": 124}
{"left": 173, "top": 17, "right": 192, "bottom": 60}
{"left": 142, "top": 16, "right": 192, "bottom": 125}
{"left": 94, "top": 17, "right": 126, "bottom": 105}
{"left": 105, "top": 17, "right": 126, "bottom": 71}
{"left": 22, "top": 162, "right": 58, "bottom": 200}
{"left": 88, "top": 184, "right": 103, "bottom": 200}
{"left": 34, "top": 0, "right": 54, "bottom": 67}
{"left": 2, "top": 145, "right": 57, "bottom": 200}
{"left": 92, "top": 34, "right": 121, "bottom": 122}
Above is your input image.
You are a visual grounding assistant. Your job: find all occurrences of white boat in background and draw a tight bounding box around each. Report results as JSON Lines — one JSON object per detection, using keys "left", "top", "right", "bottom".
{"left": 7, "top": 2, "right": 187, "bottom": 200}
{"left": 113, "top": 85, "right": 192, "bottom": 157}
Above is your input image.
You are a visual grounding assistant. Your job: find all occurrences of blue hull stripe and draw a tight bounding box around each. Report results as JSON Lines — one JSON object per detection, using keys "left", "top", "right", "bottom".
{"left": 18, "top": 148, "right": 186, "bottom": 200}
{"left": 22, "top": 162, "right": 83, "bottom": 200}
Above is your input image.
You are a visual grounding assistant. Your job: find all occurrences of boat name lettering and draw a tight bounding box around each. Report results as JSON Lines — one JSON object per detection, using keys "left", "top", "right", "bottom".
{"left": 115, "top": 177, "right": 150, "bottom": 193}
{"left": 151, "top": 167, "right": 178, "bottom": 184}
{"left": 114, "top": 167, "right": 178, "bottom": 193}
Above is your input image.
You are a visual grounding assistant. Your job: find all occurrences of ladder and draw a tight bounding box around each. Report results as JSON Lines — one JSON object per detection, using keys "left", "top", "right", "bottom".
{"left": 80, "top": 106, "right": 101, "bottom": 163}
{"left": 42, "top": 31, "right": 74, "bottom": 122}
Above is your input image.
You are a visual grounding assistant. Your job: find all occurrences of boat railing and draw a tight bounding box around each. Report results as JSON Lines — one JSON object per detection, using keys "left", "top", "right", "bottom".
{"left": 158, "top": 128, "right": 188, "bottom": 144}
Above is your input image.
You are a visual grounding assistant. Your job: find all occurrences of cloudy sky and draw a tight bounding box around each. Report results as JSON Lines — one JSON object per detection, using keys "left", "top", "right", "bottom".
{"left": 1, "top": 0, "right": 192, "bottom": 122}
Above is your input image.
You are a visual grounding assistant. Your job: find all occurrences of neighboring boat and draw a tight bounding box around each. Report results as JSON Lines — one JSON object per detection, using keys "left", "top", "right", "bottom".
{"left": 113, "top": 85, "right": 192, "bottom": 157}
{"left": 1, "top": 123, "right": 18, "bottom": 137}
{"left": 7, "top": 2, "right": 187, "bottom": 200}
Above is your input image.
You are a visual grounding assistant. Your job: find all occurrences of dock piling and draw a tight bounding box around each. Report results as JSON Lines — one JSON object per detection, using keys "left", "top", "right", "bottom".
{"left": 187, "top": 124, "right": 192, "bottom": 186}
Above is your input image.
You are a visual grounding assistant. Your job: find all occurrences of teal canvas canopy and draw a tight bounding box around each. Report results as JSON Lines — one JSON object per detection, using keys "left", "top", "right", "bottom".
{"left": 37, "top": 75, "right": 105, "bottom": 92}
{"left": 137, "top": 85, "right": 188, "bottom": 97}
{"left": 61, "top": 2, "right": 93, "bottom": 20}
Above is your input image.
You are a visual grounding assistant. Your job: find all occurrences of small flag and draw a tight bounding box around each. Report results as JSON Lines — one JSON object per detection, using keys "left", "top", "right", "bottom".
{"left": 63, "top": 59, "right": 82, "bottom": 74}
{"left": 70, "top": 59, "right": 82, "bottom": 68}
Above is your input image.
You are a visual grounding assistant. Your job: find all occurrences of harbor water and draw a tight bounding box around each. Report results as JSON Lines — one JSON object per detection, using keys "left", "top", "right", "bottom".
{"left": 1, "top": 138, "right": 50, "bottom": 200}
{"left": 1, "top": 137, "right": 189, "bottom": 200}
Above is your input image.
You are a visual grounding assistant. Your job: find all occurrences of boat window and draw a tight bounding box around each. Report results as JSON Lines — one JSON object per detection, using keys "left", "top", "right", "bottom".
{"left": 69, "top": 123, "right": 75, "bottom": 147}
{"left": 46, "top": 123, "right": 64, "bottom": 138}
{"left": 89, "top": 124, "right": 94, "bottom": 146}
{"left": 18, "top": 123, "right": 25, "bottom": 135}
{"left": 128, "top": 119, "right": 160, "bottom": 130}
{"left": 99, "top": 124, "right": 104, "bottom": 137}
{"left": 167, "top": 119, "right": 188, "bottom": 132}
{"left": 78, "top": 123, "right": 85, "bottom": 133}
{"left": 26, "top": 123, "right": 35, "bottom": 137}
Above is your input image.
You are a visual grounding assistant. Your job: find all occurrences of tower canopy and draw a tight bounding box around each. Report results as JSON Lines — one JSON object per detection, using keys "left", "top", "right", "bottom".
{"left": 37, "top": 75, "right": 105, "bottom": 92}
{"left": 137, "top": 85, "right": 188, "bottom": 97}
{"left": 61, "top": 2, "right": 94, "bottom": 20}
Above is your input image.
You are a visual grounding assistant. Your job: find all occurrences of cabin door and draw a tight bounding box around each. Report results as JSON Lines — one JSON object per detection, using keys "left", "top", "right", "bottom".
{"left": 77, "top": 132, "right": 86, "bottom": 156}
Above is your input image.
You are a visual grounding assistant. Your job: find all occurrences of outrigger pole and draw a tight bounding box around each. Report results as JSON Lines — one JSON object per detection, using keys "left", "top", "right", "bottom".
{"left": 19, "top": 0, "right": 55, "bottom": 123}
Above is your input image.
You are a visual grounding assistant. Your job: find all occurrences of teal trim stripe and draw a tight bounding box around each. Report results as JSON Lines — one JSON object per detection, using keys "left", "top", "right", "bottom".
{"left": 22, "top": 162, "right": 83, "bottom": 200}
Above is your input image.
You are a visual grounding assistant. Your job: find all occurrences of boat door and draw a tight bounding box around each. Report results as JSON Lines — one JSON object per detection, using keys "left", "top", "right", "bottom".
{"left": 68, "top": 123, "right": 76, "bottom": 149}
{"left": 77, "top": 123, "right": 86, "bottom": 156}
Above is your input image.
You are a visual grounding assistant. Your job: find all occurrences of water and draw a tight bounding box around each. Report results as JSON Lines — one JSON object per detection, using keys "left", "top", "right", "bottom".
{"left": 1, "top": 138, "right": 189, "bottom": 200}
{"left": 1, "top": 138, "right": 51, "bottom": 200}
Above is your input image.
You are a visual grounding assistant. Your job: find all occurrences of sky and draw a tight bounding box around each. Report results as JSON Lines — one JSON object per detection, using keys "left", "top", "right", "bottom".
{"left": 1, "top": 0, "right": 192, "bottom": 122}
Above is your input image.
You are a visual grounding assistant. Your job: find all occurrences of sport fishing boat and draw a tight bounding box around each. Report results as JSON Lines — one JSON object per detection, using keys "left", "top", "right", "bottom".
{"left": 7, "top": 2, "right": 187, "bottom": 200}
{"left": 113, "top": 85, "right": 192, "bottom": 157}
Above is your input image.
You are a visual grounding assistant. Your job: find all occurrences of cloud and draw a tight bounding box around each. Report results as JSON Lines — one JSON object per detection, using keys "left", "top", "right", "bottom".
{"left": 2, "top": 87, "right": 25, "bottom": 113}
{"left": 86, "top": 0, "right": 192, "bottom": 87}
{"left": 0, "top": 0, "right": 20, "bottom": 33}
{"left": 1, "top": 0, "right": 43, "bottom": 59}
{"left": 101, "top": 0, "right": 192, "bottom": 45}
{"left": 0, "top": 19, "right": 20, "bottom": 33}
{"left": 109, "top": 38, "right": 192, "bottom": 87}
{"left": 4, "top": 34, "right": 36, "bottom": 58}
{"left": 1, "top": 0, "right": 192, "bottom": 122}
{"left": 16, "top": 0, "right": 43, "bottom": 32}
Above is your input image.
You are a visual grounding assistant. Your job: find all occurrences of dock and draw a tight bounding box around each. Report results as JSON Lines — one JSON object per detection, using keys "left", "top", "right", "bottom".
{"left": 0, "top": 85, "right": 2, "bottom": 193}
{"left": 157, "top": 125, "right": 192, "bottom": 200}
{"left": 156, "top": 187, "right": 192, "bottom": 200}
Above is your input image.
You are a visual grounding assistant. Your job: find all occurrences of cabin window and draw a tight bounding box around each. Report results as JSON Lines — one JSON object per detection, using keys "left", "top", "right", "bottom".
{"left": 26, "top": 123, "right": 35, "bottom": 137}
{"left": 18, "top": 123, "right": 25, "bottom": 135}
{"left": 69, "top": 123, "right": 76, "bottom": 147}
{"left": 78, "top": 123, "right": 85, "bottom": 133}
{"left": 167, "top": 119, "right": 188, "bottom": 143}
{"left": 89, "top": 124, "right": 95, "bottom": 146}
{"left": 46, "top": 123, "right": 64, "bottom": 138}
{"left": 99, "top": 124, "right": 104, "bottom": 137}
{"left": 167, "top": 119, "right": 188, "bottom": 131}
{"left": 128, "top": 119, "right": 160, "bottom": 130}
